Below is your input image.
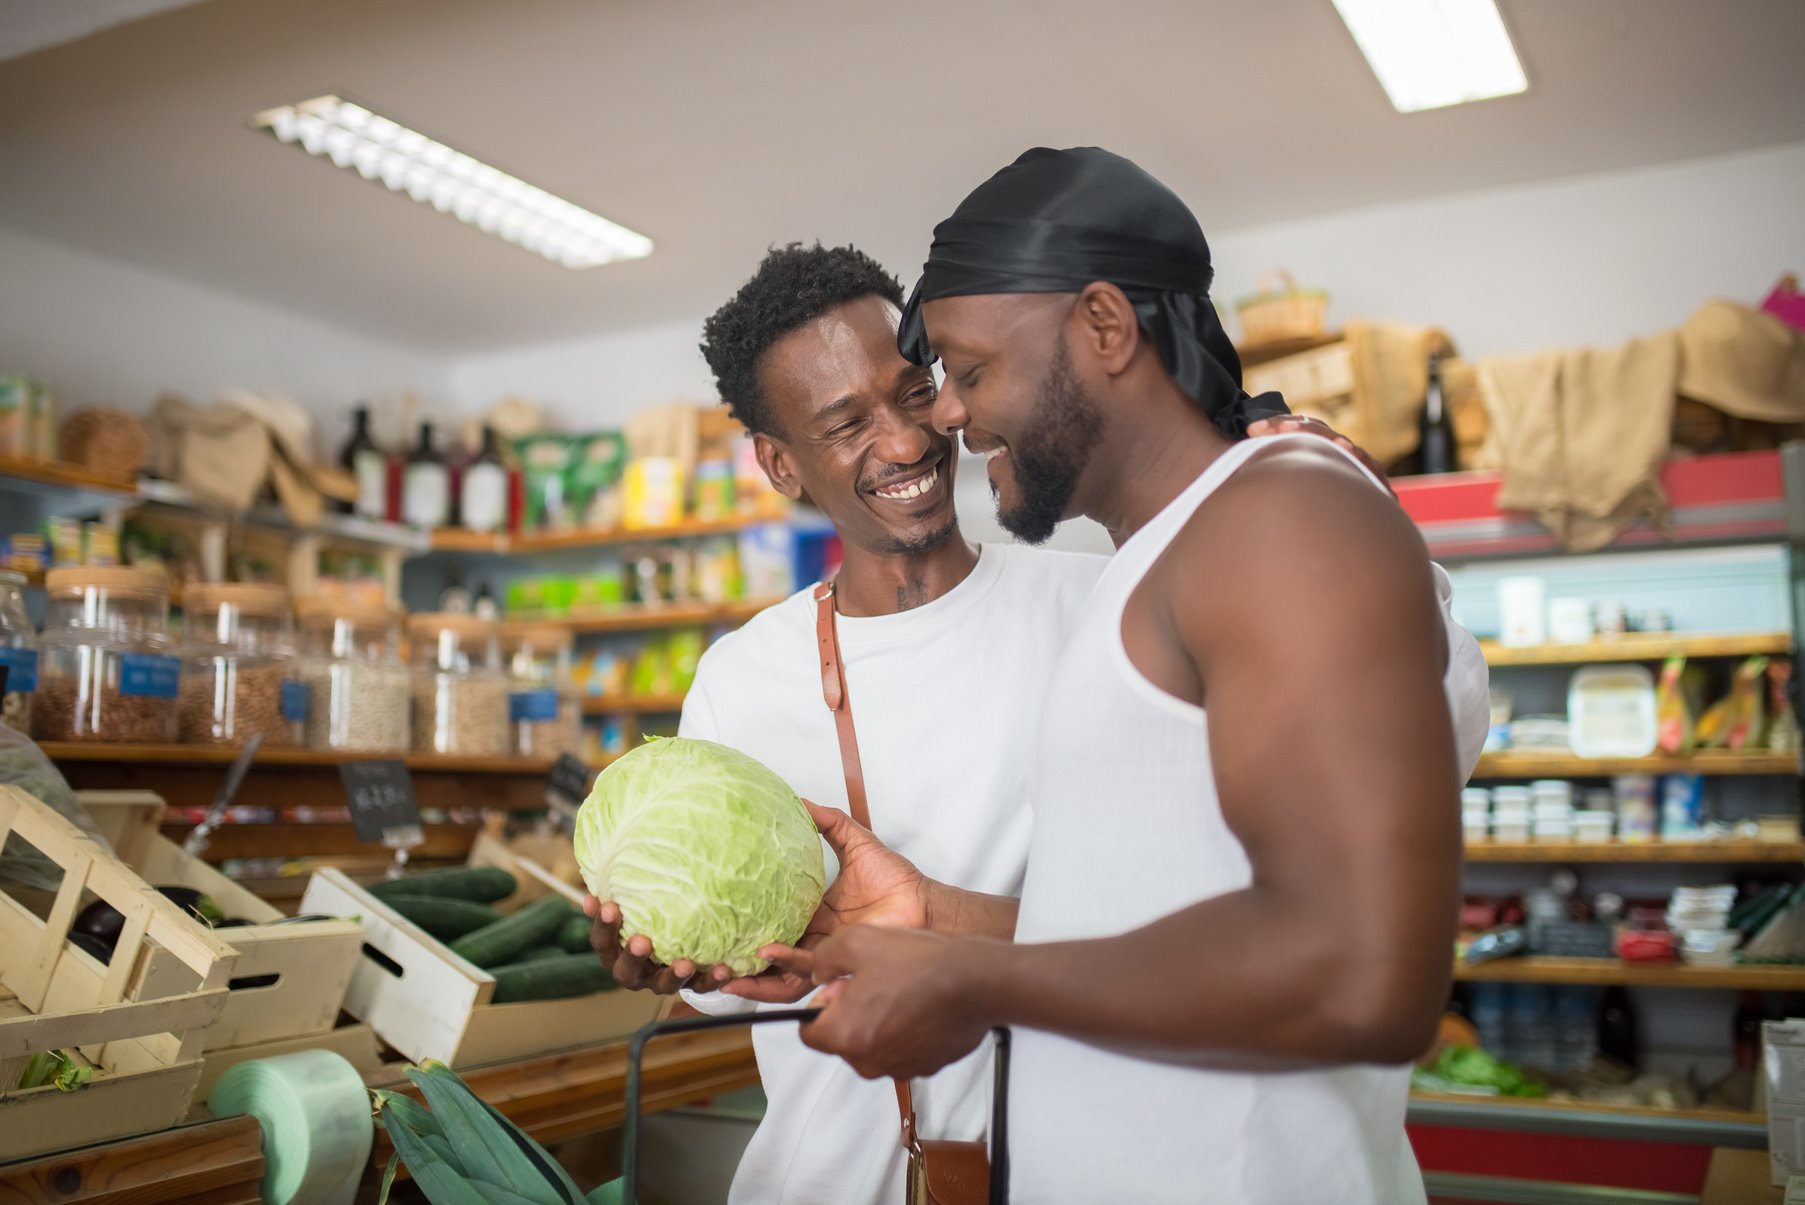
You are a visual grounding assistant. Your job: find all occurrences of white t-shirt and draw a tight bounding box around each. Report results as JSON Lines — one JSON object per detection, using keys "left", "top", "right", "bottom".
{"left": 679, "top": 542, "right": 1109, "bottom": 1205}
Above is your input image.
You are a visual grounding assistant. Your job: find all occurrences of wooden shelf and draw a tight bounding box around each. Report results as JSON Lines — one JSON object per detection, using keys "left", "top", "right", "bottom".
{"left": 1481, "top": 631, "right": 1792, "bottom": 667}
{"left": 160, "top": 818, "right": 482, "bottom": 862}
{"left": 514, "top": 596, "right": 782, "bottom": 634}
{"left": 1467, "top": 838, "right": 1805, "bottom": 863}
{"left": 1472, "top": 750, "right": 1797, "bottom": 778}
{"left": 0, "top": 455, "right": 138, "bottom": 495}
{"left": 1410, "top": 1090, "right": 1763, "bottom": 1130}
{"left": 1235, "top": 332, "right": 1343, "bottom": 369}
{"left": 38, "top": 741, "right": 558, "bottom": 774}
{"left": 428, "top": 512, "right": 787, "bottom": 554}
{"left": 1453, "top": 956, "right": 1805, "bottom": 990}
{"left": 582, "top": 692, "right": 688, "bottom": 714}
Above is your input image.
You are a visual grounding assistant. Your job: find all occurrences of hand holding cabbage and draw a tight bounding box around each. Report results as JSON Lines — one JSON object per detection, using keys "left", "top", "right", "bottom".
{"left": 574, "top": 737, "right": 827, "bottom": 979}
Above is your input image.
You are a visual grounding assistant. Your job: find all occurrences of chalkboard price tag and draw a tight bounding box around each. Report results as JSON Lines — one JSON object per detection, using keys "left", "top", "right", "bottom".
{"left": 546, "top": 754, "right": 593, "bottom": 821}
{"left": 340, "top": 759, "right": 422, "bottom": 842}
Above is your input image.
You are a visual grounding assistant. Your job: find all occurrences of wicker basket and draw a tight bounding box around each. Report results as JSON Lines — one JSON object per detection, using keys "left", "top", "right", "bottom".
{"left": 1235, "top": 270, "right": 1328, "bottom": 348}
{"left": 59, "top": 407, "right": 148, "bottom": 476}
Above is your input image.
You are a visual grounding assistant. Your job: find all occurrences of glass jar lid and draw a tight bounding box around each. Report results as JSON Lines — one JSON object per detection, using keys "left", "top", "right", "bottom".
{"left": 44, "top": 565, "right": 169, "bottom": 601}
{"left": 184, "top": 581, "right": 292, "bottom": 618}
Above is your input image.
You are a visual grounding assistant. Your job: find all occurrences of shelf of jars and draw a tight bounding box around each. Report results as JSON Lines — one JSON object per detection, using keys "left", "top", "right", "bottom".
{"left": 1465, "top": 838, "right": 1805, "bottom": 863}
{"left": 1471, "top": 750, "right": 1797, "bottom": 778}
{"left": 1452, "top": 956, "right": 1805, "bottom": 991}
{"left": 427, "top": 511, "right": 785, "bottom": 554}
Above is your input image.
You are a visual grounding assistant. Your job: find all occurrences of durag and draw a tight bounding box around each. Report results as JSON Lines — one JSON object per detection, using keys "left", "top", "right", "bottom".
{"left": 897, "top": 146, "right": 1289, "bottom": 438}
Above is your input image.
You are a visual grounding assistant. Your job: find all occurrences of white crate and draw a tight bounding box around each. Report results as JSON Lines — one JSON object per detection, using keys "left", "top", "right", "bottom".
{"left": 77, "top": 790, "right": 364, "bottom": 1051}
{"left": 302, "top": 847, "right": 666, "bottom": 1067}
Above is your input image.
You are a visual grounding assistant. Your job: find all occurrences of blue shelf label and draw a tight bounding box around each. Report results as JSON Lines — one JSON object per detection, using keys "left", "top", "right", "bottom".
{"left": 118, "top": 653, "right": 179, "bottom": 699}
{"left": 0, "top": 647, "right": 38, "bottom": 693}
{"left": 280, "top": 679, "right": 309, "bottom": 722}
{"left": 509, "top": 689, "right": 559, "bottom": 722}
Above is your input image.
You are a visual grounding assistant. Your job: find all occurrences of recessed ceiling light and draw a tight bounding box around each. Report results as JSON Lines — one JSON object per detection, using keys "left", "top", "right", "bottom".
{"left": 250, "top": 95, "right": 652, "bottom": 270}
{"left": 1332, "top": 0, "right": 1528, "bottom": 113}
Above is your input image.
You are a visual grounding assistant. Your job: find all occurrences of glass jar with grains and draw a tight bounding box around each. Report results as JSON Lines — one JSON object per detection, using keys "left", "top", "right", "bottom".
{"left": 179, "top": 582, "right": 304, "bottom": 747}
{"left": 298, "top": 602, "right": 410, "bottom": 753}
{"left": 0, "top": 570, "right": 38, "bottom": 735}
{"left": 35, "top": 566, "right": 179, "bottom": 743}
{"left": 408, "top": 612, "right": 508, "bottom": 757}
{"left": 502, "top": 622, "right": 582, "bottom": 758}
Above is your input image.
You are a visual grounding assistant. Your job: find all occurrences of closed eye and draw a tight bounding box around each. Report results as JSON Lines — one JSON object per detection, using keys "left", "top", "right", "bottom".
{"left": 901, "top": 383, "right": 938, "bottom": 407}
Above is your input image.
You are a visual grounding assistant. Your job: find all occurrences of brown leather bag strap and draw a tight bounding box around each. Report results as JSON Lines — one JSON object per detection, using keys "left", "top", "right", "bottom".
{"left": 812, "top": 580, "right": 921, "bottom": 1148}
{"left": 813, "top": 580, "right": 872, "bottom": 832}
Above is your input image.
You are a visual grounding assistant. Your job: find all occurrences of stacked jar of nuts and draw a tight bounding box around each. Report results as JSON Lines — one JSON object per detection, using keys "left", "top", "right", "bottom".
{"left": 179, "top": 582, "right": 304, "bottom": 747}
{"left": 297, "top": 601, "right": 411, "bottom": 753}
{"left": 407, "top": 612, "right": 508, "bottom": 757}
{"left": 502, "top": 622, "right": 582, "bottom": 758}
{"left": 0, "top": 570, "right": 38, "bottom": 734}
{"left": 35, "top": 567, "right": 180, "bottom": 743}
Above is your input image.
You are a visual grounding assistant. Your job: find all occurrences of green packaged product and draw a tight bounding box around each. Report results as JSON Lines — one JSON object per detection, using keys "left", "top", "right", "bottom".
{"left": 514, "top": 435, "right": 576, "bottom": 530}
{"left": 565, "top": 431, "right": 627, "bottom": 528}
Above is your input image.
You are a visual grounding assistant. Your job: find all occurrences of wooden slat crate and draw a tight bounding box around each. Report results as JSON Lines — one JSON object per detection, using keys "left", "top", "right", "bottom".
{"left": 0, "top": 786, "right": 238, "bottom": 1161}
{"left": 302, "top": 843, "right": 667, "bottom": 1067}
{"left": 75, "top": 790, "right": 365, "bottom": 1052}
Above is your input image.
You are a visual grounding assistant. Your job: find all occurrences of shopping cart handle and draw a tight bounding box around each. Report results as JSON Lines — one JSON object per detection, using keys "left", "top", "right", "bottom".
{"left": 619, "top": 1008, "right": 1010, "bottom": 1203}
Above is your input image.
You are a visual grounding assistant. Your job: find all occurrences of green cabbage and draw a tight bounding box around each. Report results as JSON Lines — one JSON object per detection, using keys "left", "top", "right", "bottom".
{"left": 573, "top": 737, "right": 825, "bottom": 975}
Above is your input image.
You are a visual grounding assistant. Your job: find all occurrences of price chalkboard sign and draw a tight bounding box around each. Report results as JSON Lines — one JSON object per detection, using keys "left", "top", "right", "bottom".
{"left": 340, "top": 759, "right": 422, "bottom": 842}
{"left": 547, "top": 754, "right": 594, "bottom": 815}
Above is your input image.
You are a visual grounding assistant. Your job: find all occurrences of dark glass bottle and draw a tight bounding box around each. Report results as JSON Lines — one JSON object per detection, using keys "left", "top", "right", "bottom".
{"left": 460, "top": 426, "right": 509, "bottom": 535}
{"left": 1418, "top": 354, "right": 1452, "bottom": 475}
{"left": 1597, "top": 985, "right": 1639, "bottom": 1070}
{"left": 339, "top": 404, "right": 386, "bottom": 519}
{"left": 402, "top": 422, "right": 451, "bottom": 529}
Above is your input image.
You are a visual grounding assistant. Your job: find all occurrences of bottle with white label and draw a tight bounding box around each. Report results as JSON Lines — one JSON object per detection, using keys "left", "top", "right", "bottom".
{"left": 460, "top": 425, "right": 509, "bottom": 534}
{"left": 339, "top": 404, "right": 388, "bottom": 520}
{"left": 402, "top": 421, "right": 451, "bottom": 529}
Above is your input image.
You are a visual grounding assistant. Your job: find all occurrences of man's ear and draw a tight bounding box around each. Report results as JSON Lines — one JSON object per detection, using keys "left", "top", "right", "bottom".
{"left": 1072, "top": 282, "right": 1142, "bottom": 377}
{"left": 753, "top": 432, "right": 804, "bottom": 501}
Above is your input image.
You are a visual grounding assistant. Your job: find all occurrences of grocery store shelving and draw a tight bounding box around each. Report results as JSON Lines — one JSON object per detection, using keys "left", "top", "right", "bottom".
{"left": 1452, "top": 956, "right": 1805, "bottom": 990}
{"left": 36, "top": 741, "right": 559, "bottom": 774}
{"left": 512, "top": 596, "right": 783, "bottom": 635}
{"left": 1472, "top": 749, "right": 1797, "bottom": 778}
{"left": 1466, "top": 838, "right": 1805, "bottom": 863}
{"left": 427, "top": 512, "right": 786, "bottom": 555}
{"left": 1479, "top": 631, "right": 1792, "bottom": 667}
{"left": 582, "top": 692, "right": 688, "bottom": 715}
{"left": 1408, "top": 1090, "right": 1764, "bottom": 1137}
{"left": 0, "top": 455, "right": 137, "bottom": 496}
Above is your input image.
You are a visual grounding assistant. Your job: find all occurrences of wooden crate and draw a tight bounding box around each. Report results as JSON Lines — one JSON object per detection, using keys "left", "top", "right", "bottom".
{"left": 301, "top": 845, "right": 667, "bottom": 1067}
{"left": 0, "top": 786, "right": 238, "bottom": 1161}
{"left": 193, "top": 1019, "right": 384, "bottom": 1101}
{"left": 76, "top": 790, "right": 365, "bottom": 1051}
{"left": 470, "top": 820, "right": 582, "bottom": 891}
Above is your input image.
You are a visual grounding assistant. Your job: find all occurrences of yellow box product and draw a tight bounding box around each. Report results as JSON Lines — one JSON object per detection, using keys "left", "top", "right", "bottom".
{"left": 623, "top": 457, "right": 685, "bottom": 529}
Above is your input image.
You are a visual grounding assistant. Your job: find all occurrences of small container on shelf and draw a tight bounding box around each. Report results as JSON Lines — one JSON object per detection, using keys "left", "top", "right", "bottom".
{"left": 178, "top": 582, "right": 303, "bottom": 747}
{"left": 408, "top": 612, "right": 509, "bottom": 756}
{"left": 502, "top": 622, "right": 582, "bottom": 759}
{"left": 0, "top": 568, "right": 38, "bottom": 734}
{"left": 35, "top": 566, "right": 179, "bottom": 743}
{"left": 297, "top": 601, "right": 410, "bottom": 753}
{"left": 1573, "top": 810, "right": 1615, "bottom": 842}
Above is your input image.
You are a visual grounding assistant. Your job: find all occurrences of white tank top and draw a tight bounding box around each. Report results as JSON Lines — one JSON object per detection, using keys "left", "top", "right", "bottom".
{"left": 1009, "top": 435, "right": 1431, "bottom": 1205}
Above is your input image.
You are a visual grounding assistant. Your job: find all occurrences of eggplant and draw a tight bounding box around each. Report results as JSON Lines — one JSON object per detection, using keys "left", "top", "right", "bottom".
{"left": 72, "top": 886, "right": 223, "bottom": 948}
{"left": 65, "top": 931, "right": 114, "bottom": 964}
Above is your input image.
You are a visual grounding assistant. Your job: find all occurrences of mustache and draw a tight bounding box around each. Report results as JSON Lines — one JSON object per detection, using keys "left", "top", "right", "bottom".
{"left": 859, "top": 452, "right": 943, "bottom": 492}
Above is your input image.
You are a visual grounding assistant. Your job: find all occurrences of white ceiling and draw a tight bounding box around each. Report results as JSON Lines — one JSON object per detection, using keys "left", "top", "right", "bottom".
{"left": 1, "top": 0, "right": 1802, "bottom": 355}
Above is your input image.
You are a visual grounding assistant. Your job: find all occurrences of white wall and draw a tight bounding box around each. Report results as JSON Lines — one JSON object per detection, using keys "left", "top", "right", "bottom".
{"left": 1208, "top": 141, "right": 1805, "bottom": 360}
{"left": 0, "top": 227, "right": 450, "bottom": 457}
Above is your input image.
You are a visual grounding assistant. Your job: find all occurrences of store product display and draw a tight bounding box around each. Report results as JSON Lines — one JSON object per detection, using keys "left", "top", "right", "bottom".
{"left": 503, "top": 622, "right": 582, "bottom": 758}
{"left": 35, "top": 566, "right": 179, "bottom": 742}
{"left": 178, "top": 582, "right": 303, "bottom": 747}
{"left": 298, "top": 602, "right": 410, "bottom": 752}
{"left": 408, "top": 611, "right": 509, "bottom": 756}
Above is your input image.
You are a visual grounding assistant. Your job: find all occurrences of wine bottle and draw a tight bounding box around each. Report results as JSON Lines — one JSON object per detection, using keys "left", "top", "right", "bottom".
{"left": 1419, "top": 354, "right": 1453, "bottom": 475}
{"left": 339, "top": 404, "right": 387, "bottom": 519}
{"left": 402, "top": 422, "right": 451, "bottom": 529}
{"left": 460, "top": 426, "right": 509, "bottom": 534}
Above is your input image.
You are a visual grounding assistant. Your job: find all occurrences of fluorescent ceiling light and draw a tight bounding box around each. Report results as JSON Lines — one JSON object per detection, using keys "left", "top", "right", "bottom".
{"left": 1332, "top": 0, "right": 1528, "bottom": 113}
{"left": 251, "top": 95, "right": 652, "bottom": 270}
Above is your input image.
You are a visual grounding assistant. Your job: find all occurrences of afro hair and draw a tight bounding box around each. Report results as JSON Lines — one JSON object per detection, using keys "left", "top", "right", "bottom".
{"left": 700, "top": 242, "right": 904, "bottom": 438}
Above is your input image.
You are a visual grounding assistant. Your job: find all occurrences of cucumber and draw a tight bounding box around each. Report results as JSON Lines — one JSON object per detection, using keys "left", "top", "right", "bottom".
{"left": 367, "top": 867, "right": 516, "bottom": 904}
{"left": 448, "top": 897, "right": 574, "bottom": 969}
{"left": 556, "top": 913, "right": 595, "bottom": 953}
{"left": 505, "top": 946, "right": 569, "bottom": 966}
{"left": 381, "top": 895, "right": 505, "bottom": 941}
{"left": 490, "top": 954, "right": 617, "bottom": 1003}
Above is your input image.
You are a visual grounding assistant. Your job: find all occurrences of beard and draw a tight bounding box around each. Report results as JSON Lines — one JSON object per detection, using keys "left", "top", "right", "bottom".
{"left": 997, "top": 335, "right": 1102, "bottom": 544}
{"left": 871, "top": 514, "right": 959, "bottom": 556}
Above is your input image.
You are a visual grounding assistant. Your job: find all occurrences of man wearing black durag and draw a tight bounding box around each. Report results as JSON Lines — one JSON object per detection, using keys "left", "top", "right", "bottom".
{"left": 765, "top": 149, "right": 1488, "bottom": 1203}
